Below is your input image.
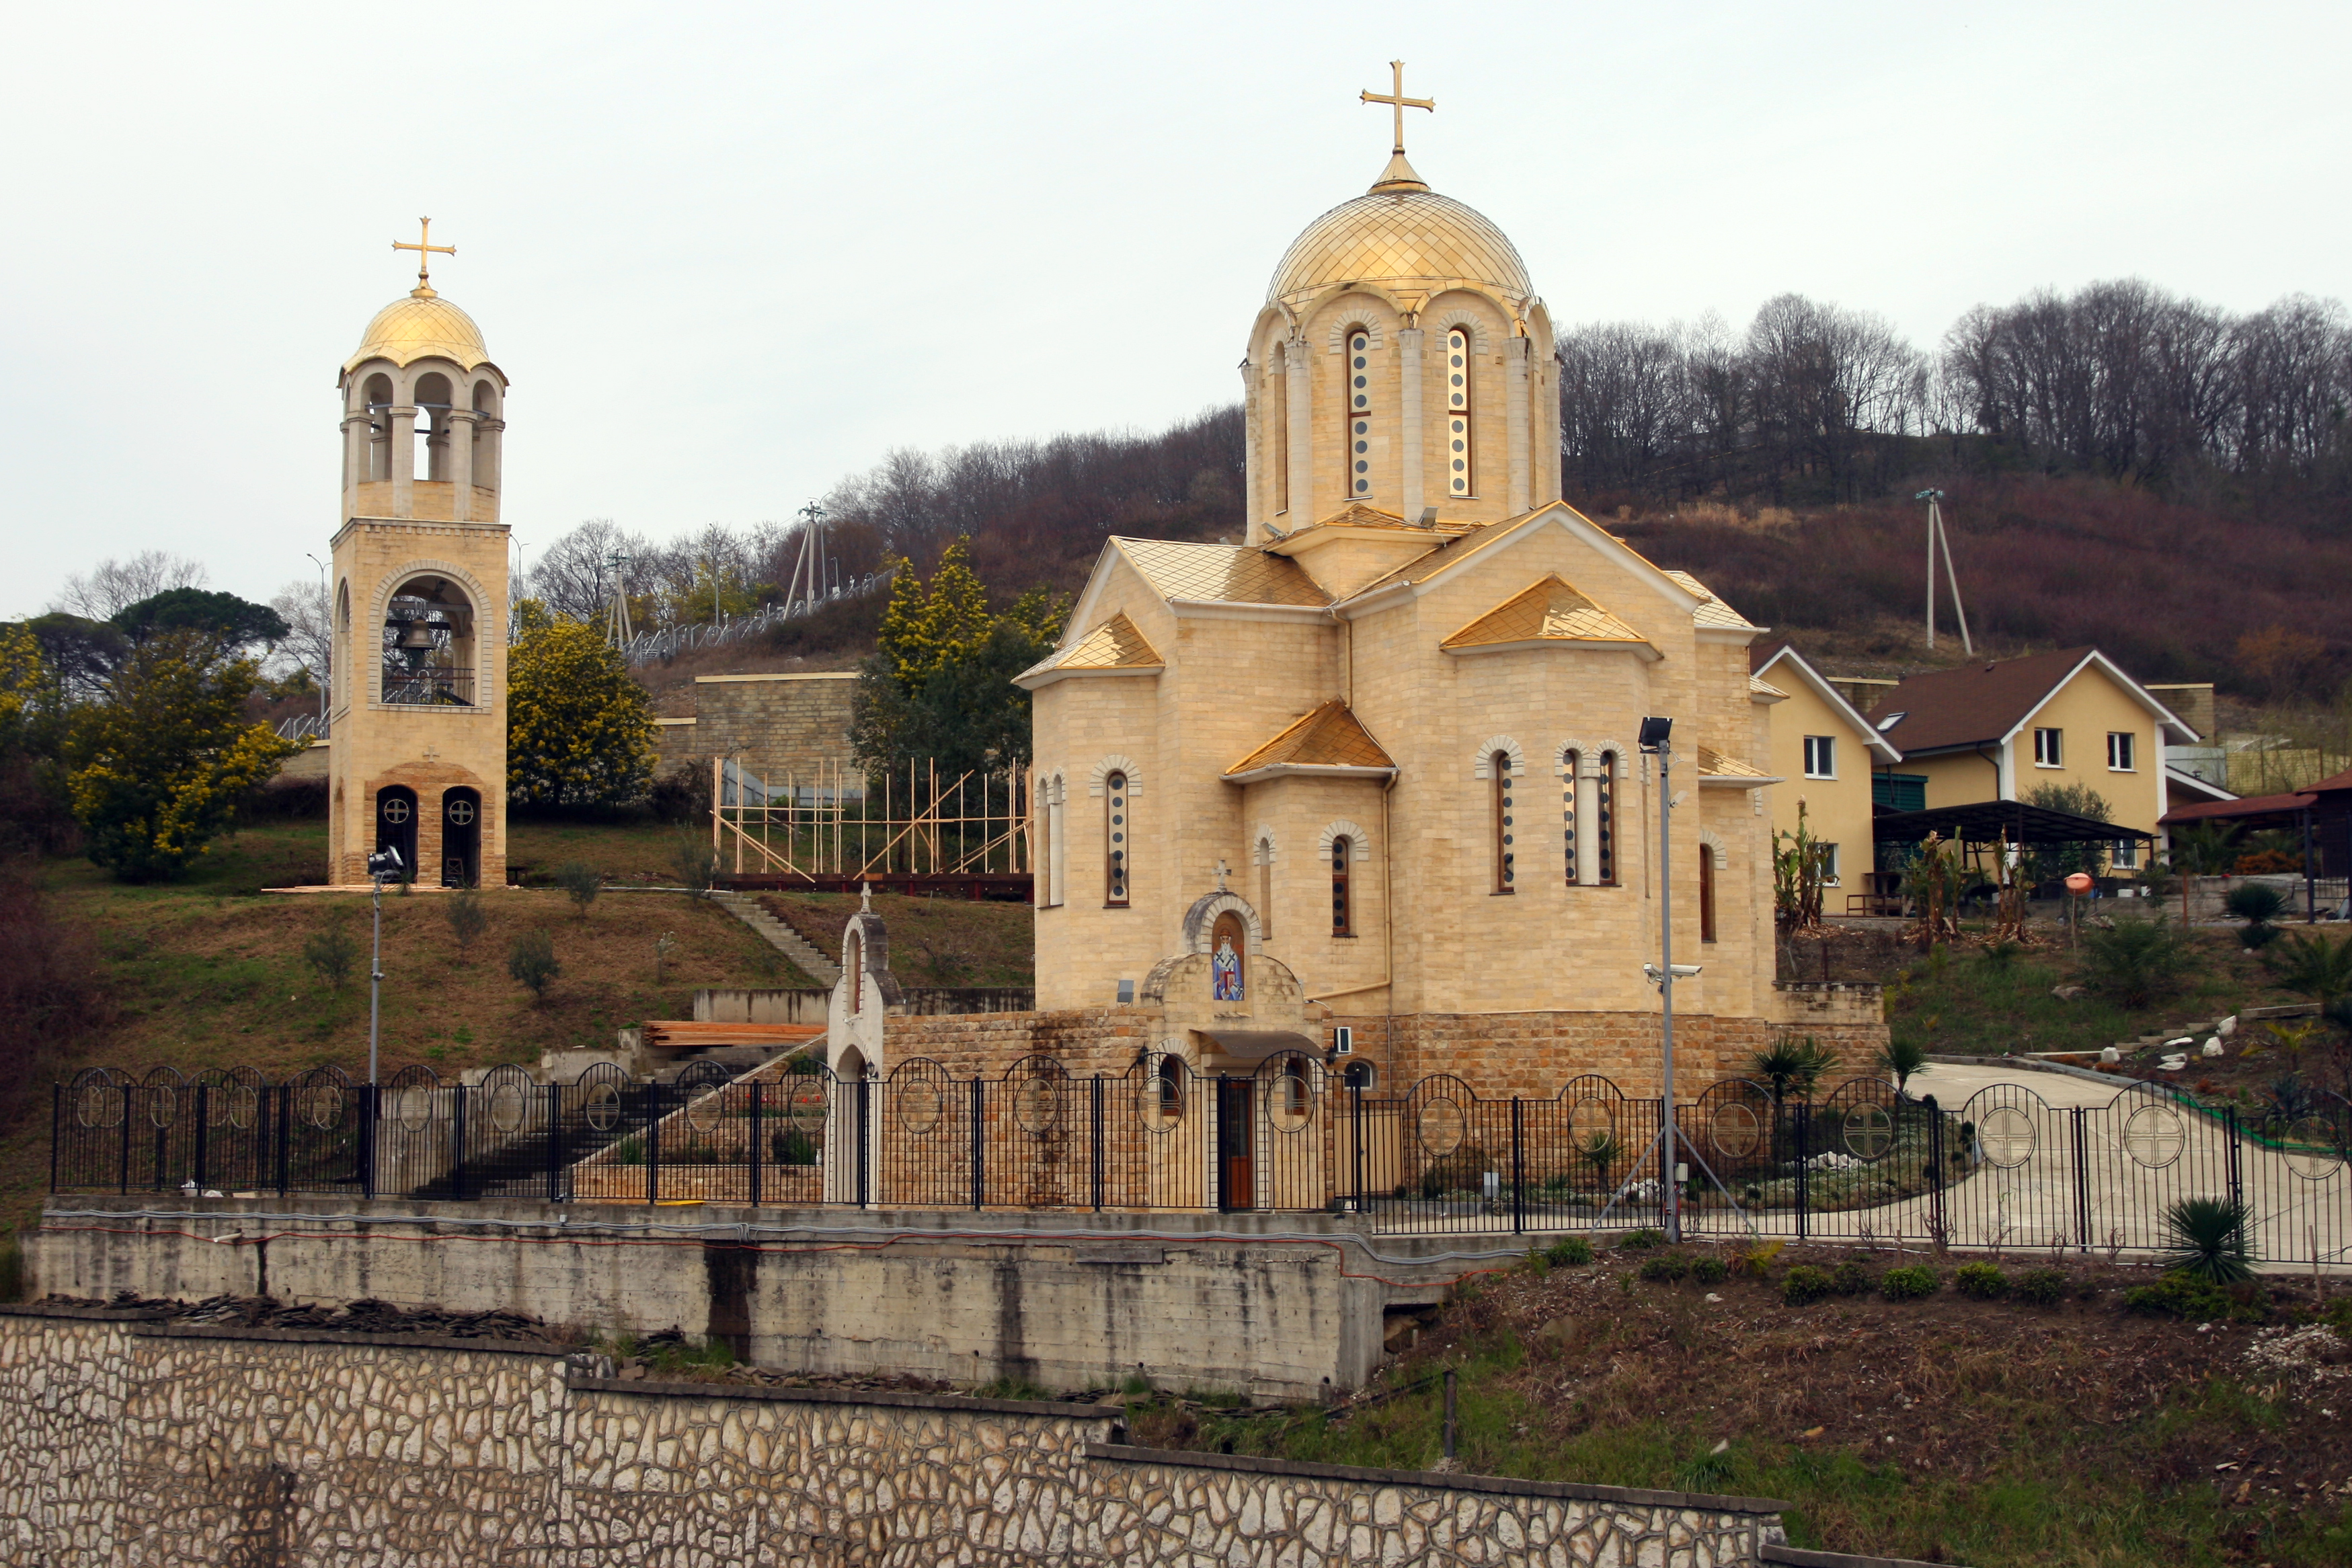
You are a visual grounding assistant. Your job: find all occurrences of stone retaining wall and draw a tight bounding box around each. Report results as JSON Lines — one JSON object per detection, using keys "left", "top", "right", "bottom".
{"left": 0, "top": 1306, "right": 1792, "bottom": 1567}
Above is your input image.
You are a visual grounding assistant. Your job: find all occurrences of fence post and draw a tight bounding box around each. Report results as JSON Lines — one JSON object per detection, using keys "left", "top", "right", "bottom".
{"left": 545, "top": 1083, "right": 563, "bottom": 1204}
{"left": 276, "top": 1085, "right": 292, "bottom": 1197}
{"left": 647, "top": 1085, "right": 663, "bottom": 1205}
{"left": 2070, "top": 1106, "right": 2091, "bottom": 1251}
{"left": 2225, "top": 1105, "right": 2246, "bottom": 1253}
{"left": 970, "top": 1078, "right": 984, "bottom": 1210}
{"left": 194, "top": 1085, "right": 210, "bottom": 1195}
{"left": 1091, "top": 1076, "right": 1105, "bottom": 1212}
{"left": 749, "top": 1083, "right": 764, "bottom": 1208}
{"left": 1926, "top": 1102, "right": 1945, "bottom": 1245}
{"left": 1793, "top": 1096, "right": 1809, "bottom": 1242}
{"left": 857, "top": 1076, "right": 872, "bottom": 1208}
{"left": 1351, "top": 1083, "right": 1366, "bottom": 1208}
{"left": 1511, "top": 1098, "right": 1525, "bottom": 1234}
{"left": 360, "top": 1083, "right": 377, "bottom": 1202}
{"left": 450, "top": 1085, "right": 468, "bottom": 1202}
{"left": 50, "top": 1083, "right": 61, "bottom": 1195}
{"left": 118, "top": 1085, "right": 132, "bottom": 1195}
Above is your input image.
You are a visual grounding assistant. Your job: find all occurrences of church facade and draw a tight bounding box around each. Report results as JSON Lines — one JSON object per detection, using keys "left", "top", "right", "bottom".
{"left": 1006, "top": 128, "right": 1883, "bottom": 1098}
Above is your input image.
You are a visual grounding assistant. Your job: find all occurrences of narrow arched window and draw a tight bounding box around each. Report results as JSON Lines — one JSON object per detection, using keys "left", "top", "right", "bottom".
{"left": 847, "top": 929, "right": 863, "bottom": 1014}
{"left": 1211, "top": 910, "right": 1247, "bottom": 1001}
{"left": 1345, "top": 329, "right": 1374, "bottom": 498}
{"left": 1331, "top": 836, "right": 1354, "bottom": 935}
{"left": 1104, "top": 771, "right": 1130, "bottom": 906}
{"left": 1596, "top": 751, "right": 1618, "bottom": 886}
{"left": 1255, "top": 834, "right": 1275, "bottom": 938}
{"left": 1561, "top": 749, "right": 1581, "bottom": 886}
{"left": 1157, "top": 1055, "right": 1185, "bottom": 1120}
{"left": 1699, "top": 847, "right": 1719, "bottom": 943}
{"left": 1271, "top": 358, "right": 1290, "bottom": 514}
{"left": 1491, "top": 752, "right": 1516, "bottom": 894}
{"left": 1446, "top": 328, "right": 1473, "bottom": 498}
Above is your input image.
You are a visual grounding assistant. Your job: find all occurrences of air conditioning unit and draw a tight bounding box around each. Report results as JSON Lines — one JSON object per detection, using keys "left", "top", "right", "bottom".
{"left": 1332, "top": 1025, "right": 1354, "bottom": 1056}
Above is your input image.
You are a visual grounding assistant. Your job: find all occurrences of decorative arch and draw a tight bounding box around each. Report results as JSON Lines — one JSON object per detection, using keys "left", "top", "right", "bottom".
{"left": 1087, "top": 754, "right": 1142, "bottom": 797}
{"left": 1251, "top": 825, "right": 1278, "bottom": 865}
{"left": 1181, "top": 891, "right": 1264, "bottom": 955}
{"left": 1554, "top": 742, "right": 1628, "bottom": 779}
{"left": 367, "top": 559, "right": 500, "bottom": 639}
{"left": 1472, "top": 736, "right": 1527, "bottom": 779}
{"left": 1321, "top": 309, "right": 1395, "bottom": 354}
{"left": 1316, "top": 821, "right": 1372, "bottom": 861}
{"left": 1696, "top": 829, "right": 1729, "bottom": 870}
{"left": 1426, "top": 303, "right": 1500, "bottom": 355}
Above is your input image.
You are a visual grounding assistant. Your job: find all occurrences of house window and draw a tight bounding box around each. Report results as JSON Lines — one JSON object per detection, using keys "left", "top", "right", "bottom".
{"left": 1821, "top": 842, "right": 1840, "bottom": 886}
{"left": 1491, "top": 753, "right": 1515, "bottom": 893}
{"left": 1698, "top": 849, "right": 1717, "bottom": 943}
{"left": 2033, "top": 728, "right": 2064, "bottom": 767}
{"left": 2107, "top": 732, "right": 2136, "bottom": 771}
{"left": 1446, "top": 328, "right": 1473, "bottom": 498}
{"left": 2111, "top": 839, "right": 2140, "bottom": 870}
{"left": 1803, "top": 736, "right": 1836, "bottom": 779}
{"left": 1104, "top": 771, "right": 1130, "bottom": 905}
{"left": 1330, "top": 836, "right": 1354, "bottom": 935}
{"left": 1345, "top": 330, "right": 1374, "bottom": 497}
{"left": 1595, "top": 752, "right": 1618, "bottom": 885}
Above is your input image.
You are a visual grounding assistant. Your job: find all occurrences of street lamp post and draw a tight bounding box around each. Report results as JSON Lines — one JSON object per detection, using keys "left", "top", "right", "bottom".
{"left": 1638, "top": 715, "right": 1692, "bottom": 1244}
{"left": 364, "top": 846, "right": 403, "bottom": 1087}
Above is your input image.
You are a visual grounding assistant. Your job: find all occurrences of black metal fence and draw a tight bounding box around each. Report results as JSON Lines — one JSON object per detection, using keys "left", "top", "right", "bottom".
{"left": 51, "top": 1059, "right": 2351, "bottom": 1264}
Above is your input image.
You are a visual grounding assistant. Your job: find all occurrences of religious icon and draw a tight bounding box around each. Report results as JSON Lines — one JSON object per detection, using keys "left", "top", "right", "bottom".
{"left": 1212, "top": 936, "right": 1243, "bottom": 1002}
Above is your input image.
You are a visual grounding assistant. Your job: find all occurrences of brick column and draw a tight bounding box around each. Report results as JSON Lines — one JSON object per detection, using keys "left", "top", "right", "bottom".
{"left": 340, "top": 414, "right": 370, "bottom": 516}
{"left": 447, "top": 411, "right": 478, "bottom": 521}
{"left": 1398, "top": 327, "right": 1425, "bottom": 520}
{"left": 388, "top": 404, "right": 417, "bottom": 518}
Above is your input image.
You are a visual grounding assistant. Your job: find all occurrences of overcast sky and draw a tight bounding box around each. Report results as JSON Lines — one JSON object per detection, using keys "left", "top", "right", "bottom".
{"left": 5, "top": 1, "right": 2346, "bottom": 615}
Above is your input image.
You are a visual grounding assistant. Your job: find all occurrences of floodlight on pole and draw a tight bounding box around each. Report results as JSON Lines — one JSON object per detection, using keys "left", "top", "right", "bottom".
{"left": 363, "top": 845, "right": 403, "bottom": 1088}
{"left": 1637, "top": 715, "right": 1684, "bottom": 1243}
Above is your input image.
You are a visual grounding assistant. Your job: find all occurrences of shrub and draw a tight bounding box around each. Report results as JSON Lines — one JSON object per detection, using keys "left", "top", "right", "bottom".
{"left": 1832, "top": 1259, "right": 1875, "bottom": 1296}
{"left": 2078, "top": 914, "right": 2191, "bottom": 1009}
{"left": 1955, "top": 1262, "right": 2010, "bottom": 1299}
{"left": 2015, "top": 1267, "right": 2067, "bottom": 1306}
{"left": 2225, "top": 881, "right": 2288, "bottom": 925}
{"left": 1690, "top": 1255, "right": 1729, "bottom": 1286}
{"left": 301, "top": 915, "right": 358, "bottom": 990}
{"left": 555, "top": 861, "right": 603, "bottom": 918}
{"left": 670, "top": 830, "right": 717, "bottom": 898}
{"left": 1618, "top": 1228, "right": 1665, "bottom": 1251}
{"left": 1639, "top": 1253, "right": 1691, "bottom": 1283}
{"left": 2123, "top": 1270, "right": 2267, "bottom": 1323}
{"left": 769, "top": 1129, "right": 817, "bottom": 1166}
{"left": 2158, "top": 1195, "right": 2252, "bottom": 1284}
{"left": 444, "top": 888, "right": 487, "bottom": 960}
{"left": 508, "top": 929, "right": 561, "bottom": 1003}
{"left": 1782, "top": 1265, "right": 1836, "bottom": 1306}
{"left": 1543, "top": 1236, "right": 1594, "bottom": 1267}
{"left": 615, "top": 1134, "right": 645, "bottom": 1166}
{"left": 1876, "top": 1035, "right": 1928, "bottom": 1094}
{"left": 2240, "top": 923, "right": 2283, "bottom": 950}
{"left": 1880, "top": 1265, "right": 1940, "bottom": 1300}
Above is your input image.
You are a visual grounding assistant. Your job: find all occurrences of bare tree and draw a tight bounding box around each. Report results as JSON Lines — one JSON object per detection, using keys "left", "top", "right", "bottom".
{"left": 51, "top": 551, "right": 209, "bottom": 620}
{"left": 268, "top": 578, "right": 332, "bottom": 699}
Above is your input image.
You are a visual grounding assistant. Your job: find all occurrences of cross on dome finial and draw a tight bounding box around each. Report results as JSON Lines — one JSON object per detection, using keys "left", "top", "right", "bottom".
{"left": 1360, "top": 61, "right": 1434, "bottom": 192}
{"left": 392, "top": 217, "right": 456, "bottom": 299}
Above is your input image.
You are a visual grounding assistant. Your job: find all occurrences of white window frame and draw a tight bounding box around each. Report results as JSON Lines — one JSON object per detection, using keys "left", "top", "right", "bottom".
{"left": 2106, "top": 731, "right": 2135, "bottom": 771}
{"left": 2111, "top": 838, "right": 2139, "bottom": 870}
{"left": 2033, "top": 728, "right": 2064, "bottom": 768}
{"left": 1821, "top": 842, "right": 1841, "bottom": 886}
{"left": 1802, "top": 735, "right": 1836, "bottom": 779}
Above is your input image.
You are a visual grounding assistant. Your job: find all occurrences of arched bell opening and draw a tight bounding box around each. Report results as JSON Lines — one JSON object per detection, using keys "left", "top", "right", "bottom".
{"left": 412, "top": 371, "right": 453, "bottom": 481}
{"left": 375, "top": 785, "right": 419, "bottom": 883}
{"left": 362, "top": 373, "right": 395, "bottom": 481}
{"left": 381, "top": 575, "right": 477, "bottom": 707}
{"left": 440, "top": 787, "right": 481, "bottom": 888}
{"left": 471, "top": 378, "right": 502, "bottom": 492}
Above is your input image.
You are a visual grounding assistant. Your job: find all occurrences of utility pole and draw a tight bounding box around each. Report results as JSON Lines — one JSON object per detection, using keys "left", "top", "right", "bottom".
{"left": 1916, "top": 489, "right": 1973, "bottom": 656}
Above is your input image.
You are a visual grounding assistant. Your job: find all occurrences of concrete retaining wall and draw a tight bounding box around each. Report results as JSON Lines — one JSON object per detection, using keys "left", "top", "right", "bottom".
{"left": 0, "top": 1306, "right": 1793, "bottom": 1567}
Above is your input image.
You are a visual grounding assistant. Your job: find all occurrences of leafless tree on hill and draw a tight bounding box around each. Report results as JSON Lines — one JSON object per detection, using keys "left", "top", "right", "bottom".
{"left": 49, "top": 550, "right": 209, "bottom": 621}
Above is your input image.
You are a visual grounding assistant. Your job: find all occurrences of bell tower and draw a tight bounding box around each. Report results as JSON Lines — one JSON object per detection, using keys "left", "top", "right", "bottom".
{"left": 325, "top": 220, "right": 512, "bottom": 888}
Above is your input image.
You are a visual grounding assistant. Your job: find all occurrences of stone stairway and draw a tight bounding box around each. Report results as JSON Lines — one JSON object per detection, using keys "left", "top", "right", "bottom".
{"left": 707, "top": 890, "right": 842, "bottom": 986}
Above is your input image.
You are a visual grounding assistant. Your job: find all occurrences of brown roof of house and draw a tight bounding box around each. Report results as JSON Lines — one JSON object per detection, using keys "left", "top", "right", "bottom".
{"left": 2160, "top": 791, "right": 2317, "bottom": 826}
{"left": 1224, "top": 700, "right": 1397, "bottom": 777}
{"left": 1865, "top": 647, "right": 2101, "bottom": 754}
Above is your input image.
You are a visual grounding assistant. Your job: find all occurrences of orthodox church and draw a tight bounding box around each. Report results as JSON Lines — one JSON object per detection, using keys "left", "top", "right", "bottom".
{"left": 1011, "top": 73, "right": 1877, "bottom": 1097}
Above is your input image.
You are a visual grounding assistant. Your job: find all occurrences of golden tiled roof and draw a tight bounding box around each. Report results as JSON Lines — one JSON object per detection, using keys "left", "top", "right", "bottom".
{"left": 1114, "top": 539, "right": 1330, "bottom": 608}
{"left": 1661, "top": 570, "right": 1762, "bottom": 631}
{"left": 1226, "top": 700, "right": 1397, "bottom": 776}
{"left": 1440, "top": 576, "right": 1653, "bottom": 651}
{"left": 1696, "top": 746, "right": 1768, "bottom": 777}
{"left": 1268, "top": 188, "right": 1532, "bottom": 307}
{"left": 346, "top": 290, "right": 494, "bottom": 373}
{"left": 1749, "top": 674, "right": 1789, "bottom": 699}
{"left": 1048, "top": 612, "right": 1161, "bottom": 671}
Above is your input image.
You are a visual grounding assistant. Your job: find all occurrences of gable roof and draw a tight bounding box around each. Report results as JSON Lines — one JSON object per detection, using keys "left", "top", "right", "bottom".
{"left": 1750, "top": 641, "right": 1904, "bottom": 764}
{"left": 1111, "top": 537, "right": 1329, "bottom": 609}
{"left": 1660, "top": 570, "right": 1764, "bottom": 632}
{"left": 1438, "top": 574, "right": 1657, "bottom": 655}
{"left": 1016, "top": 611, "right": 1163, "bottom": 687}
{"left": 1224, "top": 700, "right": 1397, "bottom": 781}
{"left": 1338, "top": 501, "right": 1709, "bottom": 618}
{"left": 1865, "top": 647, "right": 2198, "bottom": 755}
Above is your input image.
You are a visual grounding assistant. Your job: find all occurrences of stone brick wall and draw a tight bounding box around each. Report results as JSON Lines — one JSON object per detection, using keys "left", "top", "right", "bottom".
{"left": 884, "top": 1005, "right": 1160, "bottom": 1079}
{"left": 655, "top": 672, "right": 858, "bottom": 783}
{"left": 0, "top": 1306, "right": 1793, "bottom": 1567}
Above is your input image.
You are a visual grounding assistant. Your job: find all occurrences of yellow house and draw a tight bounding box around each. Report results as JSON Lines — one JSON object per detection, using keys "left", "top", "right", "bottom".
{"left": 1752, "top": 643, "right": 1903, "bottom": 900}
{"left": 1865, "top": 648, "right": 2199, "bottom": 869}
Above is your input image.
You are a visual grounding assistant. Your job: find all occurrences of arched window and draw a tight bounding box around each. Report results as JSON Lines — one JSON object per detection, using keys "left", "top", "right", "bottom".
{"left": 1561, "top": 749, "right": 1581, "bottom": 886}
{"left": 1255, "top": 833, "right": 1275, "bottom": 938}
{"left": 1446, "top": 328, "right": 1473, "bottom": 498}
{"left": 1157, "top": 1054, "right": 1185, "bottom": 1120}
{"left": 1210, "top": 910, "right": 1247, "bottom": 1001}
{"left": 1491, "top": 750, "right": 1516, "bottom": 894}
{"left": 1345, "top": 328, "right": 1374, "bottom": 498}
{"left": 846, "top": 929, "right": 864, "bottom": 1015}
{"left": 1699, "top": 846, "right": 1718, "bottom": 943}
{"left": 1270, "top": 358, "right": 1290, "bottom": 514}
{"left": 1104, "top": 771, "right": 1130, "bottom": 906}
{"left": 1330, "top": 836, "right": 1354, "bottom": 935}
{"left": 1341, "top": 1058, "right": 1376, "bottom": 1091}
{"left": 1596, "top": 751, "right": 1619, "bottom": 886}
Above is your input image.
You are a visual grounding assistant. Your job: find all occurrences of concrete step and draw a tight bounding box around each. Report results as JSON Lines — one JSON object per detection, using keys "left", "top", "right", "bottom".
{"left": 707, "top": 891, "right": 842, "bottom": 986}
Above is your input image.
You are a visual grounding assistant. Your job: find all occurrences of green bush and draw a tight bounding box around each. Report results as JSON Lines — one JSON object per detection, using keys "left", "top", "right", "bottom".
{"left": 1543, "top": 1235, "right": 1594, "bottom": 1268}
{"left": 2225, "top": 881, "right": 2289, "bottom": 925}
{"left": 2015, "top": 1267, "right": 2067, "bottom": 1307}
{"left": 2159, "top": 1195, "right": 2253, "bottom": 1284}
{"left": 1639, "top": 1252, "right": 1691, "bottom": 1283}
{"left": 508, "top": 929, "right": 562, "bottom": 1003}
{"left": 614, "top": 1134, "right": 645, "bottom": 1167}
{"left": 1618, "top": 1228, "right": 1665, "bottom": 1251}
{"left": 1782, "top": 1265, "right": 1836, "bottom": 1306}
{"left": 1880, "top": 1265, "right": 1940, "bottom": 1300}
{"left": 2079, "top": 914, "right": 2192, "bottom": 1009}
{"left": 301, "top": 915, "right": 358, "bottom": 990}
{"left": 1690, "top": 1255, "right": 1729, "bottom": 1285}
{"left": 2123, "top": 1270, "right": 2268, "bottom": 1323}
{"left": 770, "top": 1129, "right": 817, "bottom": 1167}
{"left": 1832, "top": 1259, "right": 1876, "bottom": 1296}
{"left": 555, "top": 861, "right": 603, "bottom": 917}
{"left": 1954, "top": 1262, "right": 2010, "bottom": 1299}
{"left": 2240, "top": 923, "right": 2283, "bottom": 951}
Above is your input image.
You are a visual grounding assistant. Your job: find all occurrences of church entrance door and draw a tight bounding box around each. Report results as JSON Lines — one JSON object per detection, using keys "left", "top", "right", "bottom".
{"left": 441, "top": 788, "right": 481, "bottom": 888}
{"left": 375, "top": 786, "right": 418, "bottom": 883}
{"left": 1216, "top": 1078, "right": 1255, "bottom": 1210}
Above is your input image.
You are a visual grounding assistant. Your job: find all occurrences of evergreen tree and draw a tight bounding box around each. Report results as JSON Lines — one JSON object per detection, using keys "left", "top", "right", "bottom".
{"left": 852, "top": 541, "right": 1066, "bottom": 777}
{"left": 507, "top": 611, "right": 658, "bottom": 810}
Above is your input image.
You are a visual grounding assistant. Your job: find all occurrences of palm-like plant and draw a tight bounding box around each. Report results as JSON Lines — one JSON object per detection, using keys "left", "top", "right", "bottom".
{"left": 1877, "top": 1036, "right": 1928, "bottom": 1095}
{"left": 1750, "top": 1038, "right": 1807, "bottom": 1101}
{"left": 2269, "top": 930, "right": 2352, "bottom": 1007}
{"left": 1792, "top": 1037, "right": 1843, "bottom": 1097}
{"left": 1577, "top": 1130, "right": 1624, "bottom": 1190}
{"left": 2158, "top": 1195, "right": 2252, "bottom": 1284}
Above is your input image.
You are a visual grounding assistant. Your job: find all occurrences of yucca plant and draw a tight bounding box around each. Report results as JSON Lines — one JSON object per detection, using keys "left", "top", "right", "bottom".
{"left": 1750, "top": 1038, "right": 1807, "bottom": 1101}
{"left": 1877, "top": 1037, "right": 1927, "bottom": 1095}
{"left": 2158, "top": 1195, "right": 2252, "bottom": 1285}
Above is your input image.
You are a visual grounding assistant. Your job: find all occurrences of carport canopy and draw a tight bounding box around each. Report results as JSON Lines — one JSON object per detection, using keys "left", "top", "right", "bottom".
{"left": 1871, "top": 799, "right": 2154, "bottom": 847}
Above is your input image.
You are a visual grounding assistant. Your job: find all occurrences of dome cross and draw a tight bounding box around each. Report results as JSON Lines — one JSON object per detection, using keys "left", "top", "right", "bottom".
{"left": 392, "top": 217, "right": 456, "bottom": 298}
{"left": 1360, "top": 61, "right": 1434, "bottom": 156}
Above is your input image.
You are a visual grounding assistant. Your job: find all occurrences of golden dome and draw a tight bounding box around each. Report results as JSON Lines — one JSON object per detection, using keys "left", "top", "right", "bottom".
{"left": 1267, "top": 180, "right": 1532, "bottom": 308}
{"left": 344, "top": 288, "right": 495, "bottom": 374}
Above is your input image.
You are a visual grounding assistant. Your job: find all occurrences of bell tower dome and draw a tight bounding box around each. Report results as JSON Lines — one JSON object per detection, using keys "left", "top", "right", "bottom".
{"left": 325, "top": 220, "right": 512, "bottom": 890}
{"left": 1242, "top": 65, "right": 1557, "bottom": 546}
